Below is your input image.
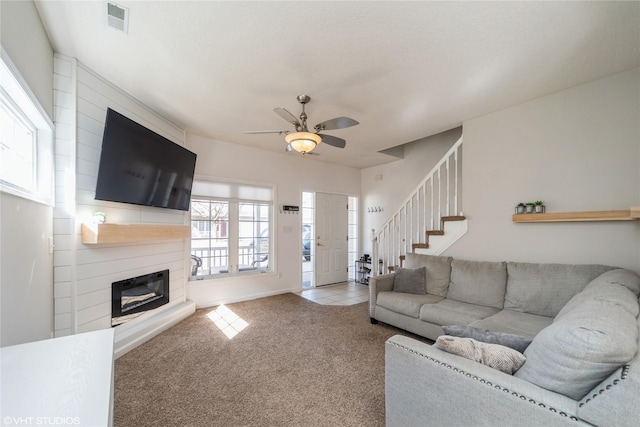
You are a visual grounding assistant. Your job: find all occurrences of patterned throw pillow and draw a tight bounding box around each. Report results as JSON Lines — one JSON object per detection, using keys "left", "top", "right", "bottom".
{"left": 435, "top": 336, "right": 526, "bottom": 374}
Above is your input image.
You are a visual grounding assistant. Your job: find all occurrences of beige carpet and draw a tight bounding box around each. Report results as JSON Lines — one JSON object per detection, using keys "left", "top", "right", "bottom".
{"left": 114, "top": 292, "right": 425, "bottom": 427}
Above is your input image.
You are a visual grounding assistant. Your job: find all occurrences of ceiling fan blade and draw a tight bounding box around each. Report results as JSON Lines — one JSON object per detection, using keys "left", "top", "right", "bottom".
{"left": 244, "top": 130, "right": 289, "bottom": 135}
{"left": 314, "top": 117, "right": 359, "bottom": 131}
{"left": 319, "top": 134, "right": 346, "bottom": 149}
{"left": 274, "top": 107, "right": 300, "bottom": 127}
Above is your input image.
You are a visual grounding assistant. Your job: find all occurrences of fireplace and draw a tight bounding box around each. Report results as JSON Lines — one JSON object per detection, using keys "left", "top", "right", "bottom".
{"left": 112, "top": 269, "right": 170, "bottom": 326}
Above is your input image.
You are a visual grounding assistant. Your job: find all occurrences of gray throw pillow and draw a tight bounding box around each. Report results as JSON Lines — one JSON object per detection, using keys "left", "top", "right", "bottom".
{"left": 442, "top": 325, "right": 532, "bottom": 353}
{"left": 393, "top": 267, "right": 426, "bottom": 295}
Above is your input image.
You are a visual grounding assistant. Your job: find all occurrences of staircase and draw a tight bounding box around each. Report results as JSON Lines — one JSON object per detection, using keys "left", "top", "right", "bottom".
{"left": 372, "top": 137, "right": 466, "bottom": 275}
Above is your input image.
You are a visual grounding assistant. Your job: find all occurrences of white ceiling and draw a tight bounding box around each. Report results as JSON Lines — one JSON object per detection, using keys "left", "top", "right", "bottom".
{"left": 34, "top": 1, "right": 639, "bottom": 169}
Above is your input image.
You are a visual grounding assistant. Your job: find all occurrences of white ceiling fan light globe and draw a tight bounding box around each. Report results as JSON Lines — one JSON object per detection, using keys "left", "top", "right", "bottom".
{"left": 285, "top": 132, "right": 322, "bottom": 154}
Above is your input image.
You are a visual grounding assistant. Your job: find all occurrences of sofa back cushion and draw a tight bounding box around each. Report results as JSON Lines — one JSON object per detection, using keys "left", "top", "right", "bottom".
{"left": 404, "top": 254, "right": 453, "bottom": 297}
{"left": 556, "top": 281, "right": 639, "bottom": 321}
{"left": 504, "top": 262, "right": 614, "bottom": 317}
{"left": 446, "top": 259, "right": 507, "bottom": 309}
{"left": 514, "top": 284, "right": 639, "bottom": 400}
{"left": 583, "top": 268, "right": 640, "bottom": 297}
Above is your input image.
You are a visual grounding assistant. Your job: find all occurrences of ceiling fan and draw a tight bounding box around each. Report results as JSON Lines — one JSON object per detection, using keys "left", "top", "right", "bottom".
{"left": 245, "top": 95, "right": 359, "bottom": 154}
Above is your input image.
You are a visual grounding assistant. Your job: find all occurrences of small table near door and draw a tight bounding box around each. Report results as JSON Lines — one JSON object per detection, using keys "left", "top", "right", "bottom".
{"left": 355, "top": 259, "right": 371, "bottom": 285}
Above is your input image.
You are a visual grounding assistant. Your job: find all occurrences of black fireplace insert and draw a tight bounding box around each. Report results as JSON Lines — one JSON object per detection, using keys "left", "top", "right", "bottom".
{"left": 112, "top": 269, "right": 169, "bottom": 326}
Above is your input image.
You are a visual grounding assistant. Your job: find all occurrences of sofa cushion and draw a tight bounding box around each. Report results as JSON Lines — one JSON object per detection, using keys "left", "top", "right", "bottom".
{"left": 446, "top": 259, "right": 507, "bottom": 309}
{"left": 404, "top": 254, "right": 453, "bottom": 297}
{"left": 583, "top": 268, "right": 640, "bottom": 297}
{"left": 419, "top": 299, "right": 499, "bottom": 326}
{"left": 393, "top": 266, "right": 426, "bottom": 294}
{"left": 435, "top": 336, "right": 526, "bottom": 374}
{"left": 442, "top": 325, "right": 532, "bottom": 353}
{"left": 504, "top": 262, "right": 613, "bottom": 317}
{"left": 514, "top": 289, "right": 639, "bottom": 400}
{"left": 377, "top": 291, "right": 443, "bottom": 318}
{"left": 555, "top": 281, "right": 639, "bottom": 321}
{"left": 468, "top": 309, "right": 552, "bottom": 340}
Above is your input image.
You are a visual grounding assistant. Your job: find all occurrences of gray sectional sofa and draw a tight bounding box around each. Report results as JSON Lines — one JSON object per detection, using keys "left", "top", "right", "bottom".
{"left": 369, "top": 253, "right": 640, "bottom": 426}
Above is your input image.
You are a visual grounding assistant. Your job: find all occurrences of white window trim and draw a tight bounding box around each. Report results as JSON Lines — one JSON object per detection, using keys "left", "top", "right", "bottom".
{"left": 190, "top": 178, "right": 275, "bottom": 280}
{"left": 0, "top": 49, "right": 54, "bottom": 206}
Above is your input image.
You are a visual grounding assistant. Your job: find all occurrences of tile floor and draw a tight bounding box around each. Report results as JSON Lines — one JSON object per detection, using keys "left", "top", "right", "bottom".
{"left": 295, "top": 281, "right": 370, "bottom": 306}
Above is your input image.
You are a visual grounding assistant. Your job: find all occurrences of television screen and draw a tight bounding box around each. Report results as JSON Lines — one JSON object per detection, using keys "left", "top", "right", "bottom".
{"left": 95, "top": 108, "right": 197, "bottom": 211}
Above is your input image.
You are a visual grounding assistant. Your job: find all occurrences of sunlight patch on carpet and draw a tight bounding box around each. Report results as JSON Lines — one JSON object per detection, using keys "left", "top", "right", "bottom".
{"left": 207, "top": 305, "right": 248, "bottom": 339}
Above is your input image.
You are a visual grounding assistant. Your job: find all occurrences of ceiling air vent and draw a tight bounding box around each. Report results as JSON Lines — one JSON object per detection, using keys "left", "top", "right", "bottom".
{"left": 106, "top": 1, "right": 129, "bottom": 33}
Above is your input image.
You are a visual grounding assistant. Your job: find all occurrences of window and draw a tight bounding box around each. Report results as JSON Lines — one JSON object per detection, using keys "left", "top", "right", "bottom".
{"left": 191, "top": 199, "right": 230, "bottom": 275}
{"left": 347, "top": 196, "right": 358, "bottom": 281}
{"left": 0, "top": 50, "right": 54, "bottom": 205}
{"left": 190, "top": 180, "right": 273, "bottom": 279}
{"left": 238, "top": 202, "right": 270, "bottom": 269}
{"left": 302, "top": 191, "right": 314, "bottom": 287}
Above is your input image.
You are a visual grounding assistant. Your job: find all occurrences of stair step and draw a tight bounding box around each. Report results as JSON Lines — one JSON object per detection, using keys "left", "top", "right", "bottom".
{"left": 442, "top": 215, "right": 466, "bottom": 222}
{"left": 412, "top": 243, "right": 429, "bottom": 250}
{"left": 426, "top": 230, "right": 445, "bottom": 236}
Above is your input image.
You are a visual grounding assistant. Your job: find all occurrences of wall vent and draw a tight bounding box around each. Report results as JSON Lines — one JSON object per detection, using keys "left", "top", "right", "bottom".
{"left": 106, "top": 1, "right": 129, "bottom": 33}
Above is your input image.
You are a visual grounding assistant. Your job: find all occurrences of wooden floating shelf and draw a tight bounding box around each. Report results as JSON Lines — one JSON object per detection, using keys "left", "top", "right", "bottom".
{"left": 82, "top": 223, "right": 190, "bottom": 244}
{"left": 513, "top": 209, "right": 640, "bottom": 223}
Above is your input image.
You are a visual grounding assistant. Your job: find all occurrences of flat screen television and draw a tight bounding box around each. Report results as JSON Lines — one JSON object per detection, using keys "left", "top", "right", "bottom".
{"left": 95, "top": 108, "right": 197, "bottom": 211}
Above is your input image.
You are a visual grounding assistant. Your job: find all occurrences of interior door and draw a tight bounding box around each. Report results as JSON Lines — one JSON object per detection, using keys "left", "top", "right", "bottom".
{"left": 315, "top": 193, "right": 348, "bottom": 286}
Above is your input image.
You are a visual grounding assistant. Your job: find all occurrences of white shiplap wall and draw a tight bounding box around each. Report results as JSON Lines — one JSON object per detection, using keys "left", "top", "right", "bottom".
{"left": 53, "top": 55, "right": 192, "bottom": 341}
{"left": 53, "top": 54, "right": 77, "bottom": 337}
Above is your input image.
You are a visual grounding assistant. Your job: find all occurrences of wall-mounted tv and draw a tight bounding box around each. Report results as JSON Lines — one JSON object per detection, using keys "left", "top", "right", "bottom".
{"left": 95, "top": 108, "right": 197, "bottom": 211}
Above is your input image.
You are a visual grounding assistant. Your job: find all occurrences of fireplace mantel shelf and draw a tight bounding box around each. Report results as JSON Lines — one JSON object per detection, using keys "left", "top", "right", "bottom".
{"left": 82, "top": 223, "right": 190, "bottom": 244}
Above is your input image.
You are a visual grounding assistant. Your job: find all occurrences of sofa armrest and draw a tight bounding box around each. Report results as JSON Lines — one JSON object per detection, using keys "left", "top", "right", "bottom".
{"left": 369, "top": 273, "right": 394, "bottom": 319}
{"left": 385, "top": 335, "right": 585, "bottom": 427}
{"left": 578, "top": 358, "right": 640, "bottom": 427}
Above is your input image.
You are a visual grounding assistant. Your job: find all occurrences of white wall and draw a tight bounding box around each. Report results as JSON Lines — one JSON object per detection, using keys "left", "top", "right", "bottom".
{"left": 448, "top": 68, "right": 640, "bottom": 272}
{"left": 52, "top": 57, "right": 192, "bottom": 339}
{"left": 0, "top": 0, "right": 53, "bottom": 118}
{"left": 187, "top": 134, "right": 361, "bottom": 307}
{"left": 0, "top": 0, "right": 54, "bottom": 346}
{"left": 1, "top": 194, "right": 54, "bottom": 346}
{"left": 360, "top": 127, "right": 462, "bottom": 254}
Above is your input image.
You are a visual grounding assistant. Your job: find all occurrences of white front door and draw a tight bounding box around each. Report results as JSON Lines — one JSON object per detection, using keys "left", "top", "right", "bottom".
{"left": 315, "top": 192, "right": 348, "bottom": 286}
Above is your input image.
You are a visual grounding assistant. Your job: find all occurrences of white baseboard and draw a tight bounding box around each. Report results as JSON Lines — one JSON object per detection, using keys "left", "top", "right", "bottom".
{"left": 193, "top": 287, "right": 301, "bottom": 309}
{"left": 113, "top": 300, "right": 196, "bottom": 359}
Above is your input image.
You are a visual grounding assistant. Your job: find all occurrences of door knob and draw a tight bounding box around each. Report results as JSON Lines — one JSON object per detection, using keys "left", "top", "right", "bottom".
{"left": 317, "top": 242, "right": 324, "bottom": 247}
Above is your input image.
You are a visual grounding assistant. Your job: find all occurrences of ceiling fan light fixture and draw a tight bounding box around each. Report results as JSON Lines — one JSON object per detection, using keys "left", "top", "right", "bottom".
{"left": 284, "top": 132, "right": 321, "bottom": 154}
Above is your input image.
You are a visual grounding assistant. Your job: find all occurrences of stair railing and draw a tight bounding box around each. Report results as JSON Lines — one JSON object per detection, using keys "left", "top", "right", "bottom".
{"left": 372, "top": 136, "right": 463, "bottom": 275}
